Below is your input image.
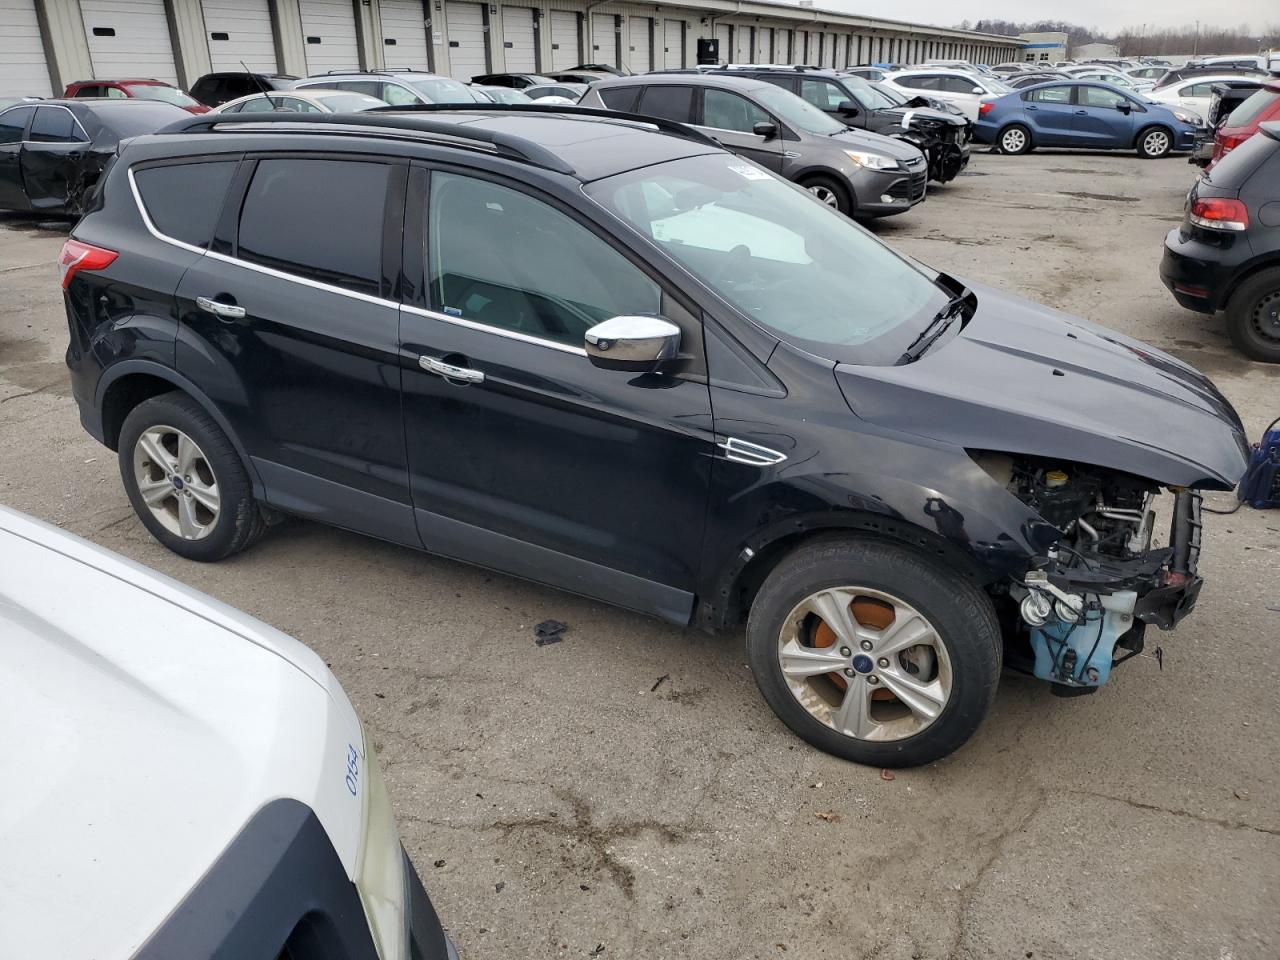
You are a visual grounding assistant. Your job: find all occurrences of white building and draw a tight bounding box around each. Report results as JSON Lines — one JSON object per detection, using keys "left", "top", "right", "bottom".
{"left": 0, "top": 0, "right": 1023, "bottom": 97}
{"left": 1017, "top": 31, "right": 1067, "bottom": 65}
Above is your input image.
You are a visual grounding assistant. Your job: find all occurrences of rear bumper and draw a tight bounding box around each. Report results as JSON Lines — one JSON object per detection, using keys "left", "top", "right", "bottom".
{"left": 406, "top": 848, "right": 456, "bottom": 960}
{"left": 1189, "top": 134, "right": 1216, "bottom": 167}
{"left": 1160, "top": 227, "right": 1236, "bottom": 313}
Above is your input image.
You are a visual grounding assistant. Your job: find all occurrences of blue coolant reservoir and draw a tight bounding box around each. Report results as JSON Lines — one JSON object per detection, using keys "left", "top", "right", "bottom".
{"left": 1031, "top": 590, "right": 1138, "bottom": 687}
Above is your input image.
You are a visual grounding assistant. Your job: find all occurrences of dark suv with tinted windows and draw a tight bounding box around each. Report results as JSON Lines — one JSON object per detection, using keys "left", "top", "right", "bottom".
{"left": 63, "top": 106, "right": 1247, "bottom": 767}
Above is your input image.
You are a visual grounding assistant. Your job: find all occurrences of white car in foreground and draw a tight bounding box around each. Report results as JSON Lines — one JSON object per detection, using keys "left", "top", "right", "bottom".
{"left": 0, "top": 505, "right": 456, "bottom": 960}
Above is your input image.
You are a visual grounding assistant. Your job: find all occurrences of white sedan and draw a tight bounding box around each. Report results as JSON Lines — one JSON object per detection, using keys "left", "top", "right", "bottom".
{"left": 216, "top": 88, "right": 388, "bottom": 114}
{"left": 1146, "top": 74, "right": 1266, "bottom": 120}
{"left": 1064, "top": 67, "right": 1154, "bottom": 95}
{"left": 880, "top": 69, "right": 1012, "bottom": 122}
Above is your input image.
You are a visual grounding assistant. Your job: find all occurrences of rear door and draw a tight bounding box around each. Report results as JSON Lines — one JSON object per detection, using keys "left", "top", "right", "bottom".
{"left": 20, "top": 106, "right": 93, "bottom": 209}
{"left": 398, "top": 166, "right": 713, "bottom": 621}
{"left": 1071, "top": 84, "right": 1135, "bottom": 146}
{"left": 0, "top": 105, "right": 34, "bottom": 210}
{"left": 172, "top": 154, "right": 416, "bottom": 545}
{"left": 1021, "top": 84, "right": 1076, "bottom": 144}
{"left": 696, "top": 87, "right": 784, "bottom": 171}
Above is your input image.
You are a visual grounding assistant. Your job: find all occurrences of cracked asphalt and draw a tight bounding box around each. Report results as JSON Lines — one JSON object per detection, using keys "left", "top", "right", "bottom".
{"left": 3, "top": 149, "right": 1278, "bottom": 960}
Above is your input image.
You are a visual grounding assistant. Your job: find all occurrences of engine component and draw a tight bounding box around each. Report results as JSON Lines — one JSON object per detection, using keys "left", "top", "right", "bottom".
{"left": 1028, "top": 589, "right": 1139, "bottom": 687}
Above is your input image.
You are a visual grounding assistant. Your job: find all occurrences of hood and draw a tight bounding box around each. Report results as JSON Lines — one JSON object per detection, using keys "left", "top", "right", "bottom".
{"left": 834, "top": 281, "right": 1249, "bottom": 489}
{"left": 881, "top": 105, "right": 967, "bottom": 129}
{"left": 0, "top": 506, "right": 364, "bottom": 960}
{"left": 831, "top": 127, "right": 925, "bottom": 161}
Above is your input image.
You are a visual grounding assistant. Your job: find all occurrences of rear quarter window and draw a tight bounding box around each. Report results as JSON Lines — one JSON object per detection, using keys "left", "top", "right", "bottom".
{"left": 638, "top": 85, "right": 694, "bottom": 122}
{"left": 597, "top": 85, "right": 640, "bottom": 112}
{"left": 134, "top": 160, "right": 237, "bottom": 248}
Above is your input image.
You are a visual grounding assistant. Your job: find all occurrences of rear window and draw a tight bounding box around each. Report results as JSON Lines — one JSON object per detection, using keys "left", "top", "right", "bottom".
{"left": 638, "top": 85, "right": 694, "bottom": 122}
{"left": 91, "top": 102, "right": 191, "bottom": 138}
{"left": 134, "top": 160, "right": 237, "bottom": 248}
{"left": 1226, "top": 88, "right": 1280, "bottom": 128}
{"left": 1204, "top": 127, "right": 1279, "bottom": 187}
{"left": 236, "top": 158, "right": 388, "bottom": 296}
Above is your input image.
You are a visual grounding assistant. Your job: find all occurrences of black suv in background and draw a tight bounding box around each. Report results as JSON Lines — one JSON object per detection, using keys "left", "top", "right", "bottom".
{"left": 62, "top": 107, "right": 1246, "bottom": 767}
{"left": 189, "top": 72, "right": 298, "bottom": 107}
{"left": 1161, "top": 121, "right": 1280, "bottom": 362}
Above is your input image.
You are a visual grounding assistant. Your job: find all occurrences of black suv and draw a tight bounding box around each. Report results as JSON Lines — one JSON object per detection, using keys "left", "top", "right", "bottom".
{"left": 1161, "top": 121, "right": 1280, "bottom": 362}
{"left": 189, "top": 72, "right": 299, "bottom": 107}
{"left": 64, "top": 106, "right": 1247, "bottom": 767}
{"left": 716, "top": 67, "right": 971, "bottom": 183}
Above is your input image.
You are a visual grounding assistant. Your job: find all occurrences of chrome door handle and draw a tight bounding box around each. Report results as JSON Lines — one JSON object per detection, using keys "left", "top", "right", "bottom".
{"left": 196, "top": 296, "right": 246, "bottom": 320}
{"left": 419, "top": 355, "right": 484, "bottom": 384}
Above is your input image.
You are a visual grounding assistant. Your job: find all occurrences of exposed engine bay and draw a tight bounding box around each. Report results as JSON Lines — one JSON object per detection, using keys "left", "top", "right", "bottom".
{"left": 976, "top": 453, "right": 1206, "bottom": 693}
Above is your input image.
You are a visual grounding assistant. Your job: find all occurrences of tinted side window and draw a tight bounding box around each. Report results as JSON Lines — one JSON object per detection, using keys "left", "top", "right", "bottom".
{"left": 638, "top": 85, "right": 694, "bottom": 122}
{"left": 0, "top": 106, "right": 34, "bottom": 143}
{"left": 897, "top": 75, "right": 936, "bottom": 90}
{"left": 73, "top": 86, "right": 102, "bottom": 98}
{"left": 427, "top": 171, "right": 661, "bottom": 346}
{"left": 29, "top": 107, "right": 87, "bottom": 143}
{"left": 702, "top": 89, "right": 769, "bottom": 132}
{"left": 238, "top": 159, "right": 388, "bottom": 296}
{"left": 597, "top": 86, "right": 640, "bottom": 112}
{"left": 135, "top": 160, "right": 237, "bottom": 248}
{"left": 939, "top": 76, "right": 976, "bottom": 93}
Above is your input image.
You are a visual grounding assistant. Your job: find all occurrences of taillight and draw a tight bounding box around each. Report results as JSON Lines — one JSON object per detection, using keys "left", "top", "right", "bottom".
{"left": 58, "top": 239, "right": 118, "bottom": 289}
{"left": 1189, "top": 197, "right": 1249, "bottom": 231}
{"left": 978, "top": 101, "right": 994, "bottom": 116}
{"left": 1218, "top": 132, "right": 1249, "bottom": 154}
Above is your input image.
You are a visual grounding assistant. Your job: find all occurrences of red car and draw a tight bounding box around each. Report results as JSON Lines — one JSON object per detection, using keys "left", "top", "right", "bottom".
{"left": 62, "top": 79, "right": 209, "bottom": 115}
{"left": 1211, "top": 80, "right": 1280, "bottom": 165}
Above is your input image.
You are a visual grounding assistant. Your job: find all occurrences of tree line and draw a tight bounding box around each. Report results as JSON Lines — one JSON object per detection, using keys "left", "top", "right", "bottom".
{"left": 952, "top": 19, "right": 1280, "bottom": 56}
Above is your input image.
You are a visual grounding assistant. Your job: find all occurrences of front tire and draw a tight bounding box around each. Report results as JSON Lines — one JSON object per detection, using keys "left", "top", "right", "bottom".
{"left": 1225, "top": 267, "right": 1280, "bottom": 363}
{"left": 996, "top": 123, "right": 1032, "bottom": 155}
{"left": 746, "top": 538, "right": 1001, "bottom": 767}
{"left": 1136, "top": 125, "right": 1172, "bottom": 159}
{"left": 118, "top": 391, "right": 266, "bottom": 561}
{"left": 800, "top": 175, "right": 853, "bottom": 216}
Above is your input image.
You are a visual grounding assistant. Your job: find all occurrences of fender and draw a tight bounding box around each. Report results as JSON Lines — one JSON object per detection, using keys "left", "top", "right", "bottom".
{"left": 1219, "top": 253, "right": 1280, "bottom": 312}
{"left": 93, "top": 359, "right": 266, "bottom": 499}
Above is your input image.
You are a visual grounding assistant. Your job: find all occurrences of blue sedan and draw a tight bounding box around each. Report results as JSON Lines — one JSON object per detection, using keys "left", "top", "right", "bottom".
{"left": 974, "top": 81, "right": 1203, "bottom": 158}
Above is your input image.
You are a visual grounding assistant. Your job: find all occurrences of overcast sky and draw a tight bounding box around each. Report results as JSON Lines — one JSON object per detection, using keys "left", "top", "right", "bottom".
{"left": 815, "top": 0, "right": 1273, "bottom": 34}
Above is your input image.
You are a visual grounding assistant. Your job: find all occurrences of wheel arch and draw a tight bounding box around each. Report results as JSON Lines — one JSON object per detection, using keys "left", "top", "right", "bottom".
{"left": 695, "top": 509, "right": 997, "bottom": 633}
{"left": 1218, "top": 256, "right": 1280, "bottom": 313}
{"left": 96, "top": 361, "right": 265, "bottom": 498}
{"left": 792, "top": 167, "right": 856, "bottom": 209}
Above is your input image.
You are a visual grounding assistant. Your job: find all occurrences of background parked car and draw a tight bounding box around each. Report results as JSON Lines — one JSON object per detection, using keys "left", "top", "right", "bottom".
{"left": 976, "top": 81, "right": 1201, "bottom": 158}
{"left": 216, "top": 89, "right": 387, "bottom": 114}
{"left": 1210, "top": 80, "right": 1280, "bottom": 165}
{"left": 0, "top": 504, "right": 456, "bottom": 960}
{"left": 844, "top": 67, "right": 888, "bottom": 82}
{"left": 1152, "top": 63, "right": 1270, "bottom": 91}
{"left": 1127, "top": 66, "right": 1169, "bottom": 82}
{"left": 1006, "top": 71, "right": 1073, "bottom": 89}
{"left": 293, "top": 70, "right": 487, "bottom": 106}
{"left": 190, "top": 72, "right": 299, "bottom": 107}
{"left": 0, "top": 96, "right": 42, "bottom": 110}
{"left": 1161, "top": 121, "right": 1280, "bottom": 361}
{"left": 1148, "top": 75, "right": 1264, "bottom": 120}
{"left": 1063, "top": 67, "right": 1154, "bottom": 95}
{"left": 64, "top": 78, "right": 208, "bottom": 114}
{"left": 581, "top": 73, "right": 928, "bottom": 218}
{"left": 0, "top": 99, "right": 190, "bottom": 215}
{"left": 868, "top": 79, "right": 968, "bottom": 120}
{"left": 524, "top": 82, "right": 588, "bottom": 102}
{"left": 471, "top": 73, "right": 558, "bottom": 89}
{"left": 474, "top": 85, "right": 535, "bottom": 104}
{"left": 881, "top": 69, "right": 1011, "bottom": 121}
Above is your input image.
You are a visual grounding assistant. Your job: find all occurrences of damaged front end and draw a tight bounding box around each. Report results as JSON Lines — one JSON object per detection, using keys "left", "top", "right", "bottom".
{"left": 895, "top": 117, "right": 970, "bottom": 184}
{"left": 976, "top": 454, "right": 1208, "bottom": 694}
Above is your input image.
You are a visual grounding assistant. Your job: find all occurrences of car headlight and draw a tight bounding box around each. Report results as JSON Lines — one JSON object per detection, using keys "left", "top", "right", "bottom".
{"left": 843, "top": 149, "right": 900, "bottom": 170}
{"left": 355, "top": 726, "right": 409, "bottom": 960}
{"left": 1172, "top": 110, "right": 1201, "bottom": 125}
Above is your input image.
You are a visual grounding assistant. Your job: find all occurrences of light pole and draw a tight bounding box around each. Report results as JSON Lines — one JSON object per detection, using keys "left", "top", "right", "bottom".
{"left": 1193, "top": 19, "right": 1199, "bottom": 57}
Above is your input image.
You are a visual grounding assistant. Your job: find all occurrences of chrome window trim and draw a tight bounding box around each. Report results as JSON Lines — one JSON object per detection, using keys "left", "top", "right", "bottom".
{"left": 128, "top": 165, "right": 588, "bottom": 355}
{"left": 23, "top": 104, "right": 91, "bottom": 145}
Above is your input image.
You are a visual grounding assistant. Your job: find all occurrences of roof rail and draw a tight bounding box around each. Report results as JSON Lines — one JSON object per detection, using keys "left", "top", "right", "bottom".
{"left": 363, "top": 102, "right": 724, "bottom": 149}
{"left": 156, "top": 111, "right": 576, "bottom": 174}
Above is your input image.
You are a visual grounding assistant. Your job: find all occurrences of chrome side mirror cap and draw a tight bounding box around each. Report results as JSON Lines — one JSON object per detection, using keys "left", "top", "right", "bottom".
{"left": 584, "top": 315, "right": 681, "bottom": 371}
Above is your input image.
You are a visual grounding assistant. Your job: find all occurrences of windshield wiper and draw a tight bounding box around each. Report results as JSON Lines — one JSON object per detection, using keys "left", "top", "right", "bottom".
{"left": 897, "top": 293, "right": 967, "bottom": 364}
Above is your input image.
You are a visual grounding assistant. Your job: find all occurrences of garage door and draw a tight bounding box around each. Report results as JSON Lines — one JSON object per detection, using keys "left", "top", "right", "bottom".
{"left": 444, "top": 2, "right": 486, "bottom": 81}
{"left": 662, "top": 20, "right": 683, "bottom": 69}
{"left": 713, "top": 24, "right": 729, "bottom": 64}
{"left": 732, "top": 26, "right": 751, "bottom": 64}
{"left": 380, "top": 0, "right": 431, "bottom": 71}
{"left": 80, "top": 0, "right": 178, "bottom": 84}
{"left": 500, "top": 7, "right": 536, "bottom": 72}
{"left": 775, "top": 28, "right": 791, "bottom": 64}
{"left": 590, "top": 14, "right": 616, "bottom": 69}
{"left": 549, "top": 11, "right": 578, "bottom": 71}
{"left": 202, "top": 0, "right": 277, "bottom": 73}
{"left": 0, "top": 0, "right": 52, "bottom": 97}
{"left": 626, "top": 17, "right": 650, "bottom": 73}
{"left": 299, "top": 0, "right": 360, "bottom": 74}
{"left": 755, "top": 27, "right": 772, "bottom": 64}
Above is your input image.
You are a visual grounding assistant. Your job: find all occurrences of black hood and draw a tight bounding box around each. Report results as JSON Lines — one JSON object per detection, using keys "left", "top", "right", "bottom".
{"left": 835, "top": 281, "right": 1250, "bottom": 490}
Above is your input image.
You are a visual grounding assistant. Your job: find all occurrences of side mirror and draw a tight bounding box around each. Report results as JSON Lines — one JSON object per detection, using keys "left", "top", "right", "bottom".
{"left": 836, "top": 99, "right": 860, "bottom": 117}
{"left": 752, "top": 120, "right": 779, "bottom": 140}
{"left": 1116, "top": 101, "right": 1132, "bottom": 114}
{"left": 584, "top": 316, "right": 681, "bottom": 371}
{"left": 971, "top": 86, "right": 984, "bottom": 94}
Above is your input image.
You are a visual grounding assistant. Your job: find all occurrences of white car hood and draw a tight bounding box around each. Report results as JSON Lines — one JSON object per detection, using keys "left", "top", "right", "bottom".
{"left": 0, "top": 506, "right": 365, "bottom": 960}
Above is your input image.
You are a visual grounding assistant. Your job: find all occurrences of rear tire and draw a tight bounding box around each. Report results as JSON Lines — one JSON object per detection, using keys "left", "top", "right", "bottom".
{"left": 118, "top": 391, "right": 267, "bottom": 561}
{"left": 745, "top": 538, "right": 1002, "bottom": 767}
{"left": 800, "top": 175, "right": 853, "bottom": 216}
{"left": 1136, "top": 125, "right": 1172, "bottom": 159}
{"left": 1225, "top": 267, "right": 1280, "bottom": 363}
{"left": 996, "top": 123, "right": 1032, "bottom": 155}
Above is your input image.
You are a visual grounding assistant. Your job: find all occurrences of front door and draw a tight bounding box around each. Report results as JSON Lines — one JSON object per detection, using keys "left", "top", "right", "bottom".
{"left": 399, "top": 167, "right": 714, "bottom": 621}
{"left": 697, "top": 88, "right": 785, "bottom": 172}
{"left": 797, "top": 77, "right": 869, "bottom": 130}
{"left": 174, "top": 155, "right": 415, "bottom": 545}
{"left": 1071, "top": 85, "right": 1136, "bottom": 146}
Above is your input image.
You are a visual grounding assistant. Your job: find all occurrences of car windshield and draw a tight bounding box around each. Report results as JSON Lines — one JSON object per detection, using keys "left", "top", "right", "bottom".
{"left": 481, "top": 87, "right": 533, "bottom": 103}
{"left": 981, "top": 77, "right": 1013, "bottom": 94}
{"left": 409, "top": 78, "right": 486, "bottom": 103}
{"left": 316, "top": 93, "right": 387, "bottom": 111}
{"left": 585, "top": 153, "right": 950, "bottom": 365}
{"left": 123, "top": 83, "right": 199, "bottom": 107}
{"left": 751, "top": 84, "right": 846, "bottom": 135}
{"left": 842, "top": 77, "right": 896, "bottom": 110}
{"left": 870, "top": 82, "right": 908, "bottom": 105}
{"left": 91, "top": 102, "right": 192, "bottom": 137}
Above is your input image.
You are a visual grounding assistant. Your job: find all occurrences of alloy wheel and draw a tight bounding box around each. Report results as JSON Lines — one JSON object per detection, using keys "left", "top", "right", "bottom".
{"left": 1001, "top": 128, "right": 1026, "bottom": 153}
{"left": 132, "top": 425, "right": 221, "bottom": 540}
{"left": 807, "top": 185, "right": 840, "bottom": 207}
{"left": 776, "top": 587, "right": 953, "bottom": 742}
{"left": 1143, "top": 130, "right": 1170, "bottom": 156}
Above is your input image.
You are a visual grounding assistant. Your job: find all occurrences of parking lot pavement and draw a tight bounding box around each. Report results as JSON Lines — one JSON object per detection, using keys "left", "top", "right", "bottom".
{"left": 3, "top": 150, "right": 1278, "bottom": 960}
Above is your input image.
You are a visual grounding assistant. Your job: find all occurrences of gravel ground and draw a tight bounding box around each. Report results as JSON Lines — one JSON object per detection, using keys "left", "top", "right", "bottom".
{"left": 2, "top": 146, "right": 1277, "bottom": 960}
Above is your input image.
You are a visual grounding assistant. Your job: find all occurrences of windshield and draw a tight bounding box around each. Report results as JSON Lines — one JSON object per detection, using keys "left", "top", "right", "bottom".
{"left": 871, "top": 82, "right": 908, "bottom": 105}
{"left": 843, "top": 77, "right": 896, "bottom": 111}
{"left": 92, "top": 102, "right": 192, "bottom": 137}
{"left": 482, "top": 87, "right": 533, "bottom": 103}
{"left": 316, "top": 93, "right": 387, "bottom": 111}
{"left": 585, "top": 153, "right": 949, "bottom": 365}
{"left": 980, "top": 77, "right": 1013, "bottom": 94}
{"left": 410, "top": 78, "right": 486, "bottom": 103}
{"left": 123, "top": 83, "right": 199, "bottom": 107}
{"left": 751, "top": 85, "right": 846, "bottom": 135}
